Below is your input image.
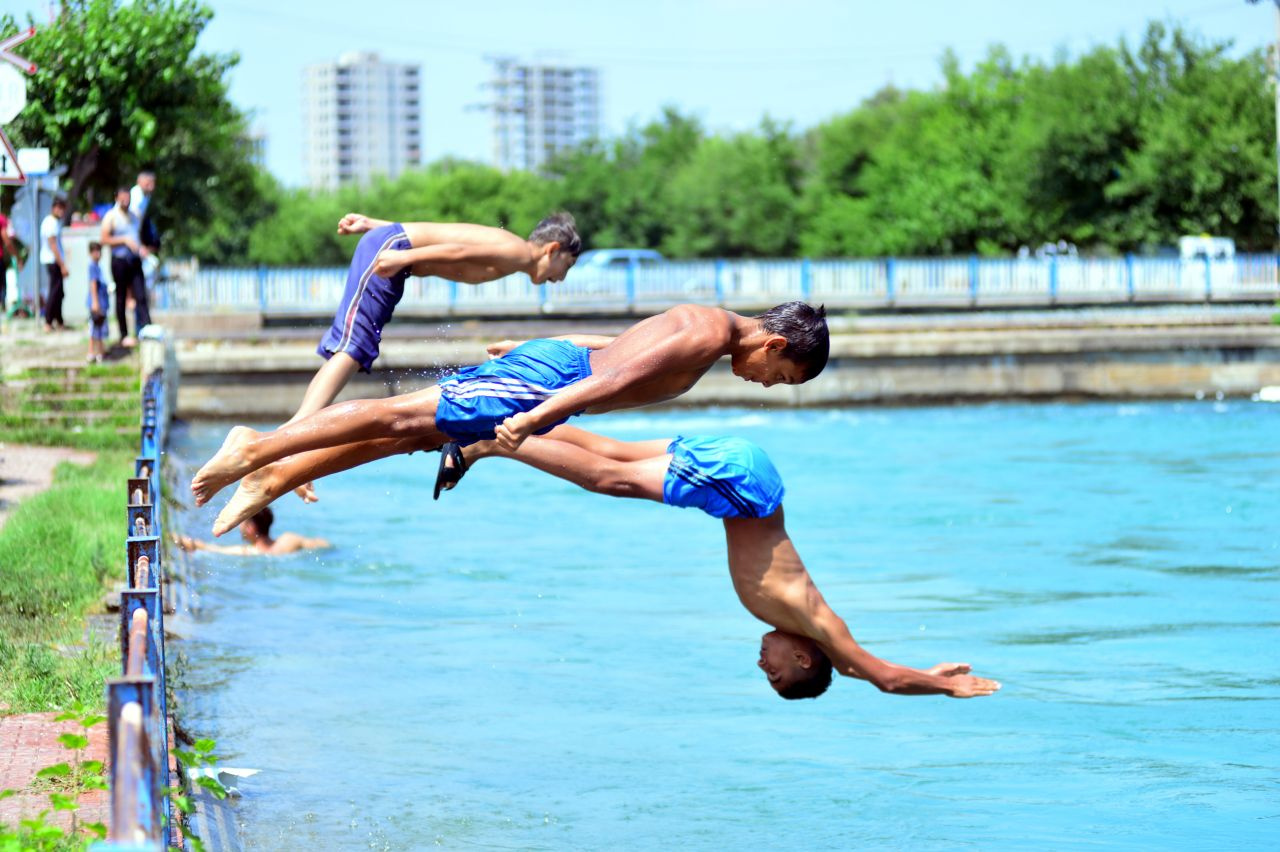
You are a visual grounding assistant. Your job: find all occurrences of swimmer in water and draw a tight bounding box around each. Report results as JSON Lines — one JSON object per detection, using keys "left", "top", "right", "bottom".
{"left": 172, "top": 507, "right": 329, "bottom": 556}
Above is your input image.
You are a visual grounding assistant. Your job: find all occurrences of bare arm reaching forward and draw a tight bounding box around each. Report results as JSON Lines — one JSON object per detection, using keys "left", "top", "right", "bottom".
{"left": 725, "top": 512, "right": 1001, "bottom": 698}
{"left": 495, "top": 306, "right": 730, "bottom": 449}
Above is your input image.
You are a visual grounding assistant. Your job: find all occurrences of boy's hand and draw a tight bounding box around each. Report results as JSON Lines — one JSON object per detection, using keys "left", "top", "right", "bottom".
{"left": 495, "top": 412, "right": 536, "bottom": 451}
{"left": 373, "top": 249, "right": 409, "bottom": 279}
{"left": 337, "top": 213, "right": 374, "bottom": 235}
{"left": 485, "top": 339, "right": 522, "bottom": 360}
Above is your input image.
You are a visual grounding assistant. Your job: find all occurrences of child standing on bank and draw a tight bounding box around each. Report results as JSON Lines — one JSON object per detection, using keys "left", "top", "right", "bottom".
{"left": 86, "top": 241, "right": 108, "bottom": 363}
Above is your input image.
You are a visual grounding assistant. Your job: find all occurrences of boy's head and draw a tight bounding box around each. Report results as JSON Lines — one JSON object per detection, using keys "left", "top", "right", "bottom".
{"left": 88, "top": 241, "right": 102, "bottom": 260}
{"left": 731, "top": 302, "right": 830, "bottom": 387}
{"left": 50, "top": 197, "right": 67, "bottom": 217}
{"left": 238, "top": 507, "right": 274, "bottom": 542}
{"left": 528, "top": 211, "right": 582, "bottom": 285}
{"left": 758, "top": 629, "right": 833, "bottom": 699}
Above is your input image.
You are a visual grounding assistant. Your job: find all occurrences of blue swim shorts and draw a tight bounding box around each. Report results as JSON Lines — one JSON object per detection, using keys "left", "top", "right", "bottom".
{"left": 317, "top": 223, "right": 413, "bottom": 372}
{"left": 434, "top": 339, "right": 593, "bottom": 445}
{"left": 663, "top": 435, "right": 785, "bottom": 520}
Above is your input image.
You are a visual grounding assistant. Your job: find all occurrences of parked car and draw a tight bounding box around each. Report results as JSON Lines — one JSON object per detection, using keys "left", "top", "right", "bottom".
{"left": 566, "top": 248, "right": 667, "bottom": 296}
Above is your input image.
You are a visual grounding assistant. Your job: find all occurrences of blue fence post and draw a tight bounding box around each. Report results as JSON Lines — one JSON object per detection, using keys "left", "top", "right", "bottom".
{"left": 1203, "top": 253, "right": 1213, "bottom": 301}
{"left": 256, "top": 265, "right": 268, "bottom": 312}
{"left": 714, "top": 258, "right": 725, "bottom": 304}
{"left": 968, "top": 255, "right": 979, "bottom": 304}
{"left": 449, "top": 280, "right": 459, "bottom": 314}
{"left": 800, "top": 258, "right": 813, "bottom": 302}
{"left": 886, "top": 257, "right": 897, "bottom": 305}
{"left": 1125, "top": 253, "right": 1136, "bottom": 301}
{"left": 626, "top": 259, "right": 637, "bottom": 311}
{"left": 1049, "top": 255, "right": 1059, "bottom": 303}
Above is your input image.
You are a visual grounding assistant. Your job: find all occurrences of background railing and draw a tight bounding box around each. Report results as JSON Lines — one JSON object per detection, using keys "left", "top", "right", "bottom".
{"left": 156, "top": 254, "right": 1280, "bottom": 315}
{"left": 95, "top": 370, "right": 171, "bottom": 850}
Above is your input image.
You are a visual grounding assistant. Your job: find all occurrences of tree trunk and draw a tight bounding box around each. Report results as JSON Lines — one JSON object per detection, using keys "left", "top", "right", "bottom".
{"left": 64, "top": 144, "right": 100, "bottom": 219}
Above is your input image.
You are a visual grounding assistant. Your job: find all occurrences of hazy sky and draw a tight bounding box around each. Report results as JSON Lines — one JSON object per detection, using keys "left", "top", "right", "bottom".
{"left": 9, "top": 1, "right": 1276, "bottom": 185}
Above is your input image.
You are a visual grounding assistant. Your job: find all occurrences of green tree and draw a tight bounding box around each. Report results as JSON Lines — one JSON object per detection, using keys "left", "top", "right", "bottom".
{"left": 0, "top": 0, "right": 266, "bottom": 258}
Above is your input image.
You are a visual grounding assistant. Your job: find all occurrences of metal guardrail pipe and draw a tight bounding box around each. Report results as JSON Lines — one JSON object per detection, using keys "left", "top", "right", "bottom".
{"left": 95, "top": 368, "right": 171, "bottom": 852}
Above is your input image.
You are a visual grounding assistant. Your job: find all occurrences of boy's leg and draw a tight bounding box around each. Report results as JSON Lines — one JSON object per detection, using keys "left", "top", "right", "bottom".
{"left": 466, "top": 434, "right": 669, "bottom": 502}
{"left": 192, "top": 386, "right": 448, "bottom": 506}
{"left": 537, "top": 424, "right": 672, "bottom": 462}
{"left": 288, "top": 352, "right": 363, "bottom": 425}
{"left": 211, "top": 434, "right": 431, "bottom": 536}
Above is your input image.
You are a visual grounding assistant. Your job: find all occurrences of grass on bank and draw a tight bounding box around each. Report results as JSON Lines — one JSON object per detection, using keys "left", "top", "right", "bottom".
{"left": 0, "top": 361, "right": 141, "bottom": 453}
{"left": 0, "top": 453, "right": 130, "bottom": 712}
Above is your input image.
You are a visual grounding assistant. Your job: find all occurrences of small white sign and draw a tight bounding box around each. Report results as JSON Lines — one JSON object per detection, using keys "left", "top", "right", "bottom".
{"left": 0, "top": 128, "right": 24, "bottom": 185}
{"left": 17, "top": 146, "right": 47, "bottom": 175}
{"left": 0, "top": 63, "right": 25, "bottom": 123}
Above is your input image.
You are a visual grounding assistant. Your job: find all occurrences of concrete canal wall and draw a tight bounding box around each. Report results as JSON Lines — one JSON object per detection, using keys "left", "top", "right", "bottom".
{"left": 164, "top": 308, "right": 1280, "bottom": 418}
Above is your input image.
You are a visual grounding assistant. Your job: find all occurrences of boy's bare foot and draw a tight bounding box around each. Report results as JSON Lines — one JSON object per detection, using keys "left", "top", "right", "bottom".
{"left": 192, "top": 425, "right": 260, "bottom": 506}
{"left": 213, "top": 467, "right": 276, "bottom": 537}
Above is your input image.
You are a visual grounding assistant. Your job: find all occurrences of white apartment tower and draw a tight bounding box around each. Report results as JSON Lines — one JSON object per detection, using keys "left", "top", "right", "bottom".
{"left": 488, "top": 57, "right": 600, "bottom": 173}
{"left": 302, "top": 52, "right": 422, "bottom": 190}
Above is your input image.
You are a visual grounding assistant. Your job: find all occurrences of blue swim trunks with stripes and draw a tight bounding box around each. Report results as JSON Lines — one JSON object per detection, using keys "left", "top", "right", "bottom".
{"left": 317, "top": 223, "right": 413, "bottom": 372}
{"left": 663, "top": 435, "right": 785, "bottom": 519}
{"left": 434, "top": 339, "right": 593, "bottom": 445}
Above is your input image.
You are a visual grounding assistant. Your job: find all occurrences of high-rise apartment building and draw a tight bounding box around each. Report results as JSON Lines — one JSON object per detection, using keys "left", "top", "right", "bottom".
{"left": 302, "top": 52, "right": 421, "bottom": 190}
{"left": 486, "top": 57, "right": 600, "bottom": 173}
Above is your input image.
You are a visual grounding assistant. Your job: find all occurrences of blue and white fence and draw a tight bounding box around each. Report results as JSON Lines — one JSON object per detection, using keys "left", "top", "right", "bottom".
{"left": 160, "top": 254, "right": 1280, "bottom": 315}
{"left": 95, "top": 370, "right": 172, "bottom": 850}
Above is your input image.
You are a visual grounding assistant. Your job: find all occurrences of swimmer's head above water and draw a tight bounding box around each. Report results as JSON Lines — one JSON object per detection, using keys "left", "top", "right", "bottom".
{"left": 758, "top": 629, "right": 833, "bottom": 700}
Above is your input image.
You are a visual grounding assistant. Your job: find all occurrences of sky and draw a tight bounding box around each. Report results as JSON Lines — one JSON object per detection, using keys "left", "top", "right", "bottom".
{"left": 6, "top": 1, "right": 1276, "bottom": 186}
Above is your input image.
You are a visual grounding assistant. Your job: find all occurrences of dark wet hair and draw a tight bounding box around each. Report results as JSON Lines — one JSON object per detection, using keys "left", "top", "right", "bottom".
{"left": 248, "top": 507, "right": 274, "bottom": 536}
{"left": 756, "top": 301, "right": 829, "bottom": 382}
{"left": 528, "top": 211, "right": 582, "bottom": 256}
{"left": 777, "top": 644, "right": 833, "bottom": 700}
{"left": 88, "top": 241, "right": 102, "bottom": 252}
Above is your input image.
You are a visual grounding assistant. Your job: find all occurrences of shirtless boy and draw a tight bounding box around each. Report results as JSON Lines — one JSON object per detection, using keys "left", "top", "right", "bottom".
{"left": 172, "top": 508, "right": 330, "bottom": 556}
{"left": 285, "top": 211, "right": 581, "bottom": 502}
{"left": 191, "top": 301, "right": 830, "bottom": 535}
{"left": 449, "top": 425, "right": 1001, "bottom": 700}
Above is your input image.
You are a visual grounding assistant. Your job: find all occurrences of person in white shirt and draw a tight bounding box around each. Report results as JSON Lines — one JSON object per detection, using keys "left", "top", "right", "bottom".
{"left": 39, "top": 197, "right": 68, "bottom": 332}
{"left": 99, "top": 185, "right": 151, "bottom": 347}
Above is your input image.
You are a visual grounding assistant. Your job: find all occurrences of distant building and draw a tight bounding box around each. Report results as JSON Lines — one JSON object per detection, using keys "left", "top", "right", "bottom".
{"left": 485, "top": 57, "right": 599, "bottom": 173}
{"left": 242, "top": 125, "right": 268, "bottom": 170}
{"left": 302, "top": 52, "right": 421, "bottom": 190}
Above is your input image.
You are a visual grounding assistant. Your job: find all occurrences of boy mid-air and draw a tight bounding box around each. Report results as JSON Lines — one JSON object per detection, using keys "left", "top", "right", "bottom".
{"left": 287, "top": 211, "right": 583, "bottom": 501}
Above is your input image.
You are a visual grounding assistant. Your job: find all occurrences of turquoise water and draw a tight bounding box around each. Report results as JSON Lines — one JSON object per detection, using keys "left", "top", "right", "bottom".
{"left": 171, "top": 402, "right": 1280, "bottom": 850}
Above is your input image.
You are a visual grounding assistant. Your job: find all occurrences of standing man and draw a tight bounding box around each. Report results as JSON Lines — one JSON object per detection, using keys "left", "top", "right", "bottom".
{"left": 40, "top": 197, "right": 68, "bottom": 332}
{"left": 100, "top": 186, "right": 151, "bottom": 347}
{"left": 0, "top": 205, "right": 20, "bottom": 317}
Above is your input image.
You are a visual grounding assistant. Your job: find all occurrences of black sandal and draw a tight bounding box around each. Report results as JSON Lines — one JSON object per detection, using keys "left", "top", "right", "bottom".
{"left": 433, "top": 442, "right": 469, "bottom": 500}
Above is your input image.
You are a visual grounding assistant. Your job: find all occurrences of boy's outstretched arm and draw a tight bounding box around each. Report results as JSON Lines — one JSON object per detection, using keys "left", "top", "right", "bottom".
{"left": 494, "top": 307, "right": 727, "bottom": 450}
{"left": 337, "top": 213, "right": 393, "bottom": 235}
{"left": 807, "top": 604, "right": 1001, "bottom": 698}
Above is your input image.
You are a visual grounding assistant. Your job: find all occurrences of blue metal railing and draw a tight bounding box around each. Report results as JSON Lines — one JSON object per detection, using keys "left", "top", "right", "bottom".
{"left": 94, "top": 370, "right": 171, "bottom": 850}
{"left": 161, "top": 254, "right": 1280, "bottom": 315}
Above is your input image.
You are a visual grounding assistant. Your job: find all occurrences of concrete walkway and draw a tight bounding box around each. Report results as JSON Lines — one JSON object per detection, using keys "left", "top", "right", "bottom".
{"left": 0, "top": 444, "right": 96, "bottom": 532}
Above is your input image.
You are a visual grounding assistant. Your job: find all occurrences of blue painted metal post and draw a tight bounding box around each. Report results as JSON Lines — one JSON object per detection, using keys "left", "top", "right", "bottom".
{"left": 1049, "top": 256, "right": 1059, "bottom": 303}
{"left": 449, "top": 280, "right": 459, "bottom": 313}
{"left": 1203, "top": 253, "right": 1213, "bottom": 301}
{"left": 104, "top": 677, "right": 162, "bottom": 846}
{"left": 800, "top": 258, "right": 813, "bottom": 302}
{"left": 714, "top": 258, "right": 725, "bottom": 304}
{"left": 626, "top": 259, "right": 638, "bottom": 311}
{"left": 968, "top": 255, "right": 979, "bottom": 304}
{"left": 1126, "top": 254, "right": 1136, "bottom": 301}
{"left": 256, "top": 266, "right": 268, "bottom": 312}
{"left": 886, "top": 257, "right": 897, "bottom": 305}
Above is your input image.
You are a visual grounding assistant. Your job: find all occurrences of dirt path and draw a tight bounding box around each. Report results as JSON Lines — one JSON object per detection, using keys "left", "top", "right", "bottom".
{"left": 0, "top": 444, "right": 97, "bottom": 532}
